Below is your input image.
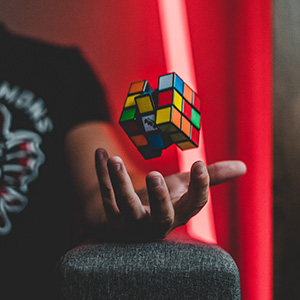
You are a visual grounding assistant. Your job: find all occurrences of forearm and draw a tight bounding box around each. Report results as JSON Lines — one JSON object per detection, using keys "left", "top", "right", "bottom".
{"left": 64, "top": 121, "right": 146, "bottom": 238}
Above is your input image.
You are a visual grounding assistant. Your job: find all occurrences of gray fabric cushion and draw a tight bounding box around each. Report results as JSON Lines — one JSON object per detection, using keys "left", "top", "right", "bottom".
{"left": 57, "top": 239, "right": 240, "bottom": 300}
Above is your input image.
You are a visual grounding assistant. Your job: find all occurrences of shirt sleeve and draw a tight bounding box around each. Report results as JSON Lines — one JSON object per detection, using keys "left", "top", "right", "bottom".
{"left": 56, "top": 47, "right": 111, "bottom": 135}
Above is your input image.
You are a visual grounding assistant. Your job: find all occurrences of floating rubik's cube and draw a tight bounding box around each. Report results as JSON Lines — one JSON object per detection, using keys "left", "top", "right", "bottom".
{"left": 119, "top": 73, "right": 201, "bottom": 159}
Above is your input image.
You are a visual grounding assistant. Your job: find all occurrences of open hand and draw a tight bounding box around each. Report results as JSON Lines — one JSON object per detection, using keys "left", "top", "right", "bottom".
{"left": 94, "top": 148, "right": 246, "bottom": 241}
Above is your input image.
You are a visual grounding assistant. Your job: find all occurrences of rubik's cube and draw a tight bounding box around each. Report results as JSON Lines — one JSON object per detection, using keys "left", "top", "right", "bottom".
{"left": 119, "top": 73, "right": 201, "bottom": 159}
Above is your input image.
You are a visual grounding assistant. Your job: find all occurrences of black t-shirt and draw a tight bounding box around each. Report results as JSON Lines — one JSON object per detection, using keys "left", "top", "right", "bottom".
{"left": 0, "top": 25, "right": 110, "bottom": 299}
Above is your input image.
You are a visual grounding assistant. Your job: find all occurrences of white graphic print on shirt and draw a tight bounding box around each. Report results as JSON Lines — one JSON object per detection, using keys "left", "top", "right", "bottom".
{"left": 0, "top": 81, "right": 53, "bottom": 134}
{"left": 0, "top": 103, "right": 45, "bottom": 235}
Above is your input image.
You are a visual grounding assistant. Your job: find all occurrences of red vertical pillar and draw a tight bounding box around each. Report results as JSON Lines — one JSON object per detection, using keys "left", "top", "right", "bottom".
{"left": 186, "top": 0, "right": 273, "bottom": 299}
{"left": 233, "top": 1, "right": 273, "bottom": 299}
{"left": 157, "top": 0, "right": 217, "bottom": 244}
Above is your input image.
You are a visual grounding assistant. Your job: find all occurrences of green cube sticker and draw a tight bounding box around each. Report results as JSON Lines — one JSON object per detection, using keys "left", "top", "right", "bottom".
{"left": 120, "top": 108, "right": 136, "bottom": 122}
{"left": 191, "top": 109, "right": 201, "bottom": 129}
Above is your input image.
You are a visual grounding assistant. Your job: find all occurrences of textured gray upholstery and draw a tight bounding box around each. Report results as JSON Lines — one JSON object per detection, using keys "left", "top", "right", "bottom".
{"left": 57, "top": 238, "right": 241, "bottom": 300}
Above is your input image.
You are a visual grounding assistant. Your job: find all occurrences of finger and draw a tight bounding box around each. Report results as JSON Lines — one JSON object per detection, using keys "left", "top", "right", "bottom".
{"left": 164, "top": 160, "right": 247, "bottom": 192}
{"left": 95, "top": 148, "right": 121, "bottom": 222}
{"left": 108, "top": 156, "right": 147, "bottom": 222}
{"left": 188, "top": 161, "right": 209, "bottom": 211}
{"left": 172, "top": 161, "right": 209, "bottom": 227}
{"left": 146, "top": 171, "right": 175, "bottom": 238}
{"left": 207, "top": 160, "right": 247, "bottom": 186}
{"left": 173, "top": 161, "right": 209, "bottom": 226}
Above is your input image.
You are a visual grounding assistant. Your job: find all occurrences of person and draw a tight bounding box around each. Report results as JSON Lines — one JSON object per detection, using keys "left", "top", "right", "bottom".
{"left": 0, "top": 23, "right": 246, "bottom": 299}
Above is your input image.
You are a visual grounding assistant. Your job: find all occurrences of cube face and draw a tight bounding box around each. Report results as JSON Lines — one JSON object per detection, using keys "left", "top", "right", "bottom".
{"left": 131, "top": 134, "right": 148, "bottom": 147}
{"left": 156, "top": 107, "right": 171, "bottom": 125}
{"left": 170, "top": 131, "right": 187, "bottom": 143}
{"left": 119, "top": 73, "right": 202, "bottom": 159}
{"left": 158, "top": 90, "right": 173, "bottom": 107}
{"left": 158, "top": 73, "right": 184, "bottom": 95}
{"left": 158, "top": 74, "right": 173, "bottom": 90}
{"left": 191, "top": 125, "right": 200, "bottom": 144}
{"left": 138, "top": 147, "right": 162, "bottom": 160}
{"left": 183, "top": 100, "right": 192, "bottom": 120}
{"left": 157, "top": 107, "right": 181, "bottom": 134}
{"left": 120, "top": 107, "right": 136, "bottom": 122}
{"left": 193, "top": 93, "right": 201, "bottom": 111}
{"left": 148, "top": 134, "right": 164, "bottom": 149}
{"left": 128, "top": 80, "right": 151, "bottom": 95}
{"left": 191, "top": 108, "right": 201, "bottom": 129}
{"left": 183, "top": 84, "right": 193, "bottom": 104}
{"left": 121, "top": 120, "right": 141, "bottom": 136}
{"left": 177, "top": 140, "right": 196, "bottom": 150}
{"left": 182, "top": 117, "right": 191, "bottom": 137}
{"left": 141, "top": 114, "right": 157, "bottom": 132}
{"left": 124, "top": 94, "right": 138, "bottom": 108}
{"left": 136, "top": 94, "right": 154, "bottom": 114}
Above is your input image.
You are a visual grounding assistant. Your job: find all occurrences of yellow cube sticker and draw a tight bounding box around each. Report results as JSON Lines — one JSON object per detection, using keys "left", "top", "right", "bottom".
{"left": 156, "top": 107, "right": 171, "bottom": 124}
{"left": 174, "top": 90, "right": 183, "bottom": 112}
{"left": 136, "top": 95, "right": 153, "bottom": 113}
{"left": 124, "top": 94, "right": 138, "bottom": 108}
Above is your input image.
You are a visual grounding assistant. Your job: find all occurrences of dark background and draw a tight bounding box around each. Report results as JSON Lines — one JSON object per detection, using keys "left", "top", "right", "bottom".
{"left": 273, "top": 0, "right": 300, "bottom": 299}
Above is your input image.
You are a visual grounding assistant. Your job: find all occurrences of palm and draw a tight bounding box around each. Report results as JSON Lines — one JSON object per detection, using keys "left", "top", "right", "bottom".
{"left": 136, "top": 172, "right": 189, "bottom": 207}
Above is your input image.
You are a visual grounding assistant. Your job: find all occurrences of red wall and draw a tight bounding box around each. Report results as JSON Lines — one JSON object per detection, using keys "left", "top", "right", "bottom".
{"left": 0, "top": 1, "right": 273, "bottom": 299}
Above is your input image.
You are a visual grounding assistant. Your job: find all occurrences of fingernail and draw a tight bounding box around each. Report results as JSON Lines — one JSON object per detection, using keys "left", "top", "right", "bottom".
{"left": 149, "top": 176, "right": 162, "bottom": 188}
{"left": 110, "top": 163, "right": 121, "bottom": 172}
{"left": 194, "top": 163, "right": 205, "bottom": 176}
{"left": 96, "top": 148, "right": 107, "bottom": 160}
